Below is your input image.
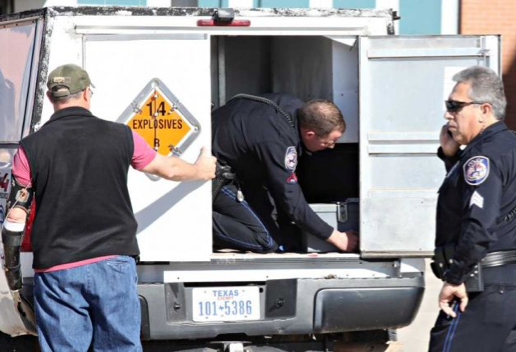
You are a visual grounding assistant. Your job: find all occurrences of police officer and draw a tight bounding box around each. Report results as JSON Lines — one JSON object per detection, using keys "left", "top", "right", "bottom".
{"left": 212, "top": 93, "right": 358, "bottom": 253}
{"left": 429, "top": 66, "right": 516, "bottom": 351}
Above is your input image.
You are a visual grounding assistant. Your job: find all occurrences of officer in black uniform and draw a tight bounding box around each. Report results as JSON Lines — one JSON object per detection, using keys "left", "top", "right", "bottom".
{"left": 429, "top": 66, "right": 516, "bottom": 352}
{"left": 212, "top": 93, "right": 358, "bottom": 253}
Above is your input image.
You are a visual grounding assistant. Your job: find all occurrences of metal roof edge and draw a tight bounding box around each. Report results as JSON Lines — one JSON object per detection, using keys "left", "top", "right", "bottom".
{"left": 17, "top": 6, "right": 392, "bottom": 19}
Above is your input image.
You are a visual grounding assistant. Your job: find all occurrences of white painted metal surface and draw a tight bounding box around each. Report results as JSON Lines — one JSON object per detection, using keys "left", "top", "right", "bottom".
{"left": 441, "top": 0, "right": 459, "bottom": 35}
{"left": 358, "top": 35, "right": 501, "bottom": 256}
{"left": 164, "top": 263, "right": 394, "bottom": 282}
{"left": 73, "top": 14, "right": 392, "bottom": 37}
{"left": 82, "top": 31, "right": 212, "bottom": 262}
{"left": 330, "top": 37, "right": 359, "bottom": 143}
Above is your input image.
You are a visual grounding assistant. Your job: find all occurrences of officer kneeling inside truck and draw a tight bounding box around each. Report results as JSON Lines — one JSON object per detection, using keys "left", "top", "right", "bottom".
{"left": 429, "top": 66, "right": 516, "bottom": 352}
{"left": 212, "top": 93, "right": 359, "bottom": 253}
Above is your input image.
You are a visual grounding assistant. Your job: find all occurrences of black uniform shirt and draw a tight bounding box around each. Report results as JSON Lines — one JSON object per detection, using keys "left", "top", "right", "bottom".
{"left": 212, "top": 93, "right": 333, "bottom": 240}
{"left": 436, "top": 121, "right": 516, "bottom": 284}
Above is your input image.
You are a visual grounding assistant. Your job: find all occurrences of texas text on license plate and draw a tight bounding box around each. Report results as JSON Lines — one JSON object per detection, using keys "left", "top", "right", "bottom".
{"left": 192, "top": 286, "right": 260, "bottom": 322}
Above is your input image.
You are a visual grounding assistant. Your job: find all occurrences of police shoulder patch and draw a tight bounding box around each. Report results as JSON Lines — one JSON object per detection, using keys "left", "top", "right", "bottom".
{"left": 284, "top": 146, "right": 298, "bottom": 171}
{"left": 463, "top": 156, "right": 490, "bottom": 186}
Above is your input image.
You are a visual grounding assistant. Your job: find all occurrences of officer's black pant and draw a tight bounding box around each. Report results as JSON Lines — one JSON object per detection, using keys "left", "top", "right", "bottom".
{"left": 213, "top": 185, "right": 278, "bottom": 253}
{"left": 429, "top": 285, "right": 516, "bottom": 352}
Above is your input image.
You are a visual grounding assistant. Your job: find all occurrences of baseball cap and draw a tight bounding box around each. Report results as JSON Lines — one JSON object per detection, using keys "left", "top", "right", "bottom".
{"left": 47, "top": 64, "right": 93, "bottom": 98}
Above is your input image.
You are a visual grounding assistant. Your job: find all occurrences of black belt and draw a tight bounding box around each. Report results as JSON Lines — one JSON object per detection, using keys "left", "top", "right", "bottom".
{"left": 481, "top": 250, "right": 516, "bottom": 268}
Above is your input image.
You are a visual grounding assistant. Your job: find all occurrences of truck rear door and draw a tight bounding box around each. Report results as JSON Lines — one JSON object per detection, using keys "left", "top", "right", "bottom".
{"left": 78, "top": 28, "right": 213, "bottom": 262}
{"left": 358, "top": 35, "right": 500, "bottom": 257}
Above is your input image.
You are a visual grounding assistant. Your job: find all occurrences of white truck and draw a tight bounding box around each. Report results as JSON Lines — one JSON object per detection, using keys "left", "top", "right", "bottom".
{"left": 0, "top": 5, "right": 500, "bottom": 351}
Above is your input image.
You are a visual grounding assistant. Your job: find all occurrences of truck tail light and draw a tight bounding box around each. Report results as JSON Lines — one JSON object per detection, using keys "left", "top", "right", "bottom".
{"left": 197, "top": 19, "right": 250, "bottom": 27}
{"left": 197, "top": 8, "right": 250, "bottom": 27}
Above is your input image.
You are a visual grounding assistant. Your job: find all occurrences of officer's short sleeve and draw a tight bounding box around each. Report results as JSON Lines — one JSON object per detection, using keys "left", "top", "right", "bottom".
{"left": 252, "top": 140, "right": 333, "bottom": 240}
{"left": 445, "top": 155, "right": 503, "bottom": 284}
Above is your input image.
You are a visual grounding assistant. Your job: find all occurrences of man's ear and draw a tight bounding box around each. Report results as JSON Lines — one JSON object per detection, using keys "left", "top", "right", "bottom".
{"left": 481, "top": 102, "right": 492, "bottom": 116}
{"left": 83, "top": 88, "right": 91, "bottom": 103}
{"left": 301, "top": 128, "right": 316, "bottom": 139}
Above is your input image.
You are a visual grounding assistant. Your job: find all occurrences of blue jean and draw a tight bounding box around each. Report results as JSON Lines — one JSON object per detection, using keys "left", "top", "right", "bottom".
{"left": 34, "top": 256, "right": 142, "bottom": 352}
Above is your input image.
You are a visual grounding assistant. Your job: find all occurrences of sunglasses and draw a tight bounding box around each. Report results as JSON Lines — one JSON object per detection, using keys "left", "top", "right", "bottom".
{"left": 445, "top": 100, "right": 487, "bottom": 113}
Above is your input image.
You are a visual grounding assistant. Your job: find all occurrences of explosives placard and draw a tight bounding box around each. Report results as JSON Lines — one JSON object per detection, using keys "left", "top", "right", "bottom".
{"left": 118, "top": 79, "right": 200, "bottom": 156}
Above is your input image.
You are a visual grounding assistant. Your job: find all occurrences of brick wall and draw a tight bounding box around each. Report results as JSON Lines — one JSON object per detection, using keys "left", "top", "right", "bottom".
{"left": 461, "top": 0, "right": 516, "bottom": 128}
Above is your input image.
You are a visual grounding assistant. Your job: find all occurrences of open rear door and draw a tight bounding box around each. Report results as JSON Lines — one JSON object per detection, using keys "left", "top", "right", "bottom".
{"left": 82, "top": 32, "right": 212, "bottom": 262}
{"left": 359, "top": 35, "right": 500, "bottom": 257}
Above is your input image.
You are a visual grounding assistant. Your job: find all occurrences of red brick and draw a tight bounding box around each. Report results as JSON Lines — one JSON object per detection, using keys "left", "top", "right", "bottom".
{"left": 461, "top": 0, "right": 516, "bottom": 127}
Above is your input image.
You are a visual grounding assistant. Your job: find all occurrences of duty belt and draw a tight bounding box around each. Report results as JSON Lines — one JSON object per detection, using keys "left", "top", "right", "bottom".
{"left": 432, "top": 248, "right": 516, "bottom": 293}
{"left": 481, "top": 250, "right": 516, "bottom": 268}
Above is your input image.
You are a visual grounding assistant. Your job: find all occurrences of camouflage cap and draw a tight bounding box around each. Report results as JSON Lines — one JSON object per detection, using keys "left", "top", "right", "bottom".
{"left": 47, "top": 64, "right": 92, "bottom": 98}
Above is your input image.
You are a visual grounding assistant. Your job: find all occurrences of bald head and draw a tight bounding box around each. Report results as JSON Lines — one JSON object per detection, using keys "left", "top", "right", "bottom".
{"left": 297, "top": 99, "right": 345, "bottom": 136}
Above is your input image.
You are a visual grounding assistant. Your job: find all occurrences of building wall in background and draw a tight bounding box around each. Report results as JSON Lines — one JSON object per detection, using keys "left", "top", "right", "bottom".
{"left": 461, "top": 0, "right": 516, "bottom": 128}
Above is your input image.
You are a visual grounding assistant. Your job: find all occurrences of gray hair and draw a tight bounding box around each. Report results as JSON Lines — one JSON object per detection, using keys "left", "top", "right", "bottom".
{"left": 453, "top": 66, "right": 507, "bottom": 120}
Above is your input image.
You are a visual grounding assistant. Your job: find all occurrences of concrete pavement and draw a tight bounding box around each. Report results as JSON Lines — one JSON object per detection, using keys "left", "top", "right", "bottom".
{"left": 397, "top": 260, "right": 441, "bottom": 352}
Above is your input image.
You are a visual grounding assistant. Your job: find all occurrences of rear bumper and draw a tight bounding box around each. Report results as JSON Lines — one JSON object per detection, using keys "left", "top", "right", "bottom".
{"left": 139, "top": 276, "right": 424, "bottom": 340}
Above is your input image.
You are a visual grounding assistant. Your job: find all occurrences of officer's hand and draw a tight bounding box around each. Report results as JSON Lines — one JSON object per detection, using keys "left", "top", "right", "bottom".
{"left": 11, "top": 290, "right": 37, "bottom": 335}
{"left": 194, "top": 147, "right": 217, "bottom": 181}
{"left": 440, "top": 124, "right": 460, "bottom": 157}
{"left": 438, "top": 282, "right": 468, "bottom": 318}
{"left": 327, "top": 230, "right": 359, "bottom": 252}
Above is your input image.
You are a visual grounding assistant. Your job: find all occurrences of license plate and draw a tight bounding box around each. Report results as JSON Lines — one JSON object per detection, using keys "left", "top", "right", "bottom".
{"left": 192, "top": 286, "right": 260, "bottom": 322}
